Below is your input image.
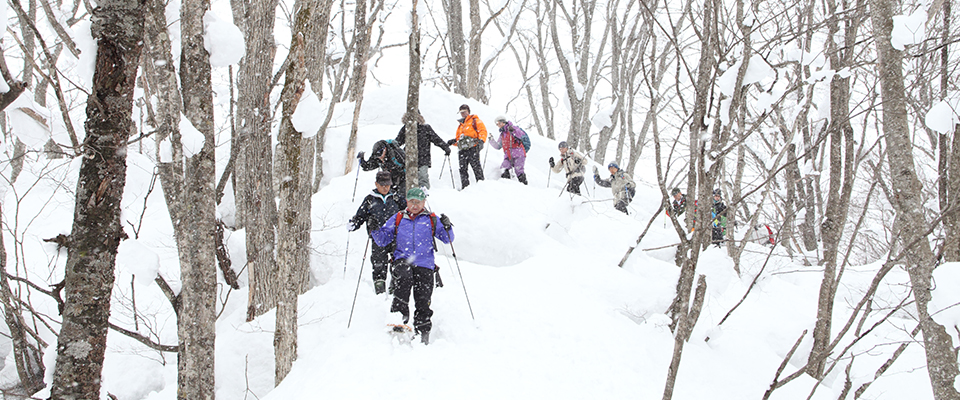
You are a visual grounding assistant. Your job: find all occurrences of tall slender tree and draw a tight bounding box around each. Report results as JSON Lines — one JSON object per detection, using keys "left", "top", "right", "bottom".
{"left": 177, "top": 0, "right": 218, "bottom": 396}
{"left": 49, "top": 0, "right": 144, "bottom": 398}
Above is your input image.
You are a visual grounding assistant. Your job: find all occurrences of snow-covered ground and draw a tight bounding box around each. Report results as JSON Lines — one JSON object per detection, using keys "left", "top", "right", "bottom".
{"left": 1, "top": 86, "right": 946, "bottom": 400}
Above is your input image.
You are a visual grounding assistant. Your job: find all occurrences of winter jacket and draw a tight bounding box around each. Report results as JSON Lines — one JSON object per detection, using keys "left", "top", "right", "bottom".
{"left": 594, "top": 169, "right": 636, "bottom": 204}
{"left": 712, "top": 200, "right": 728, "bottom": 227}
{"left": 395, "top": 123, "right": 451, "bottom": 168}
{"left": 348, "top": 190, "right": 407, "bottom": 236}
{"left": 551, "top": 149, "right": 586, "bottom": 179}
{"left": 453, "top": 115, "right": 488, "bottom": 150}
{"left": 488, "top": 122, "right": 527, "bottom": 171}
{"left": 359, "top": 140, "right": 405, "bottom": 189}
{"left": 372, "top": 209, "right": 454, "bottom": 270}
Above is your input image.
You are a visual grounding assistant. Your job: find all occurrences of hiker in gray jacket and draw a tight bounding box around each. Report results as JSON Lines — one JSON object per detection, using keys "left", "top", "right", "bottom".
{"left": 594, "top": 162, "right": 636, "bottom": 214}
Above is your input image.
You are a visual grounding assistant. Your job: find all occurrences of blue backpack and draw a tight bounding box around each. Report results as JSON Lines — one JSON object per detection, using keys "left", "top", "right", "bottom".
{"left": 512, "top": 126, "right": 532, "bottom": 153}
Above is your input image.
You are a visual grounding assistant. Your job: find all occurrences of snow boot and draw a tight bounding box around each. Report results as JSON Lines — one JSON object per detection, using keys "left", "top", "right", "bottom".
{"left": 419, "top": 331, "right": 430, "bottom": 345}
{"left": 500, "top": 169, "right": 511, "bottom": 179}
{"left": 517, "top": 173, "right": 528, "bottom": 185}
{"left": 374, "top": 279, "right": 386, "bottom": 295}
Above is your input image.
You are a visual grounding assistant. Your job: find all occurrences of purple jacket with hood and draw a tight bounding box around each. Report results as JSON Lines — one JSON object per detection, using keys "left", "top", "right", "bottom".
{"left": 372, "top": 209, "right": 454, "bottom": 269}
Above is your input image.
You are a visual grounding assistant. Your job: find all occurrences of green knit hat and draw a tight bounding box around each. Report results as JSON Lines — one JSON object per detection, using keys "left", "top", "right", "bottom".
{"left": 406, "top": 187, "right": 427, "bottom": 201}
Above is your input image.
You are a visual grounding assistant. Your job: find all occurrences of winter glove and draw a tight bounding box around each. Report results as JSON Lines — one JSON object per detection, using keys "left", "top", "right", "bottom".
{"left": 593, "top": 166, "right": 599, "bottom": 174}
{"left": 347, "top": 218, "right": 360, "bottom": 232}
{"left": 447, "top": 138, "right": 457, "bottom": 146}
{"left": 549, "top": 157, "right": 555, "bottom": 168}
{"left": 444, "top": 147, "right": 451, "bottom": 156}
{"left": 439, "top": 213, "right": 453, "bottom": 231}
{"left": 357, "top": 151, "right": 365, "bottom": 161}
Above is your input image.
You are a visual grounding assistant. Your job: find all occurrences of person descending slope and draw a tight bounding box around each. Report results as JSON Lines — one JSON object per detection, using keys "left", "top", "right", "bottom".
{"left": 348, "top": 171, "right": 407, "bottom": 294}
{"left": 395, "top": 112, "right": 451, "bottom": 189}
{"left": 447, "top": 104, "right": 488, "bottom": 189}
{"left": 711, "top": 189, "right": 728, "bottom": 246}
{"left": 593, "top": 162, "right": 636, "bottom": 214}
{"left": 359, "top": 139, "right": 406, "bottom": 192}
{"left": 549, "top": 141, "right": 586, "bottom": 195}
{"left": 488, "top": 116, "right": 529, "bottom": 185}
{"left": 372, "top": 187, "right": 454, "bottom": 345}
{"left": 666, "top": 187, "right": 686, "bottom": 217}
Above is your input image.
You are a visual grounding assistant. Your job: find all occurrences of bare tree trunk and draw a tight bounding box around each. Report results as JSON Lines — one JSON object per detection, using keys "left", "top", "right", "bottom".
{"left": 275, "top": 0, "right": 316, "bottom": 383}
{"left": 870, "top": 0, "right": 960, "bottom": 397}
{"left": 178, "top": 0, "right": 218, "bottom": 397}
{"left": 940, "top": 0, "right": 960, "bottom": 262}
{"left": 345, "top": 0, "right": 372, "bottom": 175}
{"left": 809, "top": 0, "right": 861, "bottom": 377}
{"left": 0, "top": 204, "right": 45, "bottom": 395}
{"left": 234, "top": 0, "right": 281, "bottom": 320}
{"left": 50, "top": 1, "right": 144, "bottom": 398}
{"left": 443, "top": 0, "right": 466, "bottom": 96}
{"left": 404, "top": 0, "right": 422, "bottom": 192}
{"left": 466, "top": 0, "right": 481, "bottom": 99}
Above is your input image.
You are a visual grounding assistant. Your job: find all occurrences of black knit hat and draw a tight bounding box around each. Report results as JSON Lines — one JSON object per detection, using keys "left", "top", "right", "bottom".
{"left": 459, "top": 104, "right": 470, "bottom": 113}
{"left": 375, "top": 170, "right": 392, "bottom": 186}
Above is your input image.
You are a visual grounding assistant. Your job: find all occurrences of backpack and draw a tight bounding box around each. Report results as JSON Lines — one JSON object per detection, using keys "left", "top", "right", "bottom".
{"left": 384, "top": 139, "right": 405, "bottom": 168}
{"left": 394, "top": 211, "right": 438, "bottom": 250}
{"left": 512, "top": 126, "right": 531, "bottom": 152}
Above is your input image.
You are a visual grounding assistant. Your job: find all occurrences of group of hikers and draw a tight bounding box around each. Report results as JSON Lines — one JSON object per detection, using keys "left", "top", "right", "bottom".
{"left": 345, "top": 103, "right": 681, "bottom": 344}
{"left": 667, "top": 187, "right": 729, "bottom": 246}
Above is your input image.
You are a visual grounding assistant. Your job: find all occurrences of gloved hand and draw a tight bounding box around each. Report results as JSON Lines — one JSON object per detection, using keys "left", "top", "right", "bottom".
{"left": 549, "top": 157, "right": 555, "bottom": 168}
{"left": 447, "top": 138, "right": 457, "bottom": 146}
{"left": 357, "top": 151, "right": 365, "bottom": 161}
{"left": 592, "top": 166, "right": 599, "bottom": 174}
{"left": 347, "top": 218, "right": 360, "bottom": 232}
{"left": 444, "top": 147, "right": 451, "bottom": 156}
{"left": 439, "top": 213, "right": 453, "bottom": 231}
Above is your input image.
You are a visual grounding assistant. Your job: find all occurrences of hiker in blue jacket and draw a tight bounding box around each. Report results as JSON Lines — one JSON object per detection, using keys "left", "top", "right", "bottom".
{"left": 372, "top": 187, "right": 454, "bottom": 344}
{"left": 348, "top": 171, "right": 406, "bottom": 294}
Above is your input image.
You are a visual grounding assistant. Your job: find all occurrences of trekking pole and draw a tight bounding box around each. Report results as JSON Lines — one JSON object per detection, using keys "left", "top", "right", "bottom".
{"left": 350, "top": 158, "right": 362, "bottom": 202}
{"left": 447, "top": 242, "right": 476, "bottom": 320}
{"left": 439, "top": 154, "right": 448, "bottom": 180}
{"left": 343, "top": 234, "right": 351, "bottom": 278}
{"left": 347, "top": 237, "right": 372, "bottom": 328}
{"left": 547, "top": 166, "right": 552, "bottom": 187}
{"left": 446, "top": 154, "right": 457, "bottom": 189}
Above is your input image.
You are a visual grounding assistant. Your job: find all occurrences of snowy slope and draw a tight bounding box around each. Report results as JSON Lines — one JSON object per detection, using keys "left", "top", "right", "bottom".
{"left": 1, "top": 86, "right": 936, "bottom": 400}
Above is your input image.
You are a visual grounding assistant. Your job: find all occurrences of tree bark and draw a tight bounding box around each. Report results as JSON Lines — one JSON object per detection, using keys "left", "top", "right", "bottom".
{"left": 344, "top": 0, "right": 372, "bottom": 175}
{"left": 275, "top": 0, "right": 315, "bottom": 383}
{"left": 404, "top": 0, "right": 422, "bottom": 192}
{"left": 466, "top": 0, "right": 481, "bottom": 99}
{"left": 49, "top": 1, "right": 144, "bottom": 398}
{"left": 234, "top": 0, "right": 281, "bottom": 321}
{"left": 443, "top": 0, "right": 466, "bottom": 96}
{"left": 178, "top": 0, "right": 218, "bottom": 397}
{"left": 870, "top": 0, "right": 960, "bottom": 397}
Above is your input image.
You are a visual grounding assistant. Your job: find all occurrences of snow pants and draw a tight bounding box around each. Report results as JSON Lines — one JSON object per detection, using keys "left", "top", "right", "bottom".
{"left": 500, "top": 149, "right": 526, "bottom": 176}
{"left": 458, "top": 145, "right": 484, "bottom": 188}
{"left": 390, "top": 260, "right": 435, "bottom": 334}
{"left": 565, "top": 176, "right": 584, "bottom": 195}
{"left": 370, "top": 240, "right": 391, "bottom": 284}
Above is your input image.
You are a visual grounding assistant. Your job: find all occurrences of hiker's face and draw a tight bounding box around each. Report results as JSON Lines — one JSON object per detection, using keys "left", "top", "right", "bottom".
{"left": 375, "top": 182, "right": 391, "bottom": 195}
{"left": 674, "top": 192, "right": 682, "bottom": 201}
{"left": 560, "top": 147, "right": 569, "bottom": 156}
{"left": 608, "top": 166, "right": 617, "bottom": 175}
{"left": 459, "top": 109, "right": 469, "bottom": 119}
{"left": 496, "top": 121, "right": 505, "bottom": 129}
{"left": 407, "top": 199, "right": 424, "bottom": 214}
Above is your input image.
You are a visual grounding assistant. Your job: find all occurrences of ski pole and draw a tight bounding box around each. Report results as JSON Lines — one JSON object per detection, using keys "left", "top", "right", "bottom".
{"left": 350, "top": 157, "right": 362, "bottom": 202}
{"left": 447, "top": 242, "right": 475, "bottom": 320}
{"left": 347, "top": 237, "right": 372, "bottom": 328}
{"left": 547, "top": 166, "right": 552, "bottom": 187}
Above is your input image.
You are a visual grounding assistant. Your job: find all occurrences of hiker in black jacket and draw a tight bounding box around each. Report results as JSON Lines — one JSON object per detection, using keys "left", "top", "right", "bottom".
{"left": 395, "top": 113, "right": 451, "bottom": 189}
{"left": 348, "top": 171, "right": 407, "bottom": 294}
{"left": 358, "top": 139, "right": 406, "bottom": 192}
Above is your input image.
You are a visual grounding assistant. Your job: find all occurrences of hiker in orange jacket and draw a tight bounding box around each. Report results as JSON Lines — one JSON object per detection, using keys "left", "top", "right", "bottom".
{"left": 447, "top": 104, "right": 488, "bottom": 189}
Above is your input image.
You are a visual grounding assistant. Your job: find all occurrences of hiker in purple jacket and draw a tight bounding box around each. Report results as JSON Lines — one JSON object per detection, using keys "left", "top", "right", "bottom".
{"left": 488, "top": 116, "right": 528, "bottom": 185}
{"left": 372, "top": 187, "right": 454, "bottom": 344}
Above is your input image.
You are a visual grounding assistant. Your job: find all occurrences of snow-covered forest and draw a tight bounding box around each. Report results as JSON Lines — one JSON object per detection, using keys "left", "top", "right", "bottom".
{"left": 1, "top": 0, "right": 959, "bottom": 398}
